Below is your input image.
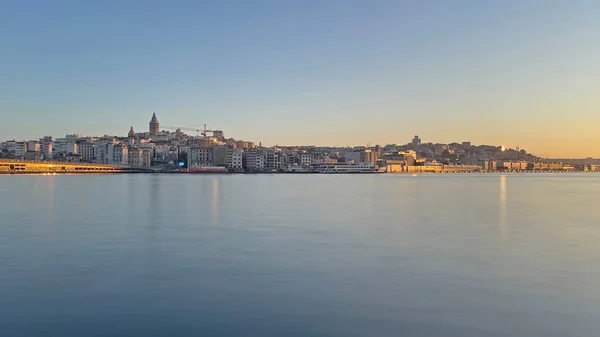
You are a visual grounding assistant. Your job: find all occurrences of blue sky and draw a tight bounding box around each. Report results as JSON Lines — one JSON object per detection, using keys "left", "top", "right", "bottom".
{"left": 1, "top": 0, "right": 599, "bottom": 157}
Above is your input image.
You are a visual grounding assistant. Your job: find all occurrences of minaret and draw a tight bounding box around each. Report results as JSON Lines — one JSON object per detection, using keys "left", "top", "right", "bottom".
{"left": 149, "top": 111, "right": 159, "bottom": 134}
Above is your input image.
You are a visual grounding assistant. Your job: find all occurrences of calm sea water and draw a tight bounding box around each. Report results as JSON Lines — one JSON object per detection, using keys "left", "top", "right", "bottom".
{"left": 1, "top": 174, "right": 600, "bottom": 337}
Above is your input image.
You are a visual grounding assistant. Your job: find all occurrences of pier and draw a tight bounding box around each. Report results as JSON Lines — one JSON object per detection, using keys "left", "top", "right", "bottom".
{"left": 0, "top": 159, "right": 138, "bottom": 174}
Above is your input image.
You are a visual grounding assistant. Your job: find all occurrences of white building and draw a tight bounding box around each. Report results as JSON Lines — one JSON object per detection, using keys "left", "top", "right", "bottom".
{"left": 300, "top": 154, "right": 312, "bottom": 166}
{"left": 189, "top": 147, "right": 215, "bottom": 167}
{"left": 263, "top": 149, "right": 285, "bottom": 170}
{"left": 95, "top": 140, "right": 116, "bottom": 164}
{"left": 142, "top": 149, "right": 153, "bottom": 167}
{"left": 225, "top": 148, "right": 243, "bottom": 169}
{"left": 66, "top": 134, "right": 82, "bottom": 143}
{"left": 53, "top": 138, "right": 78, "bottom": 155}
{"left": 41, "top": 143, "right": 53, "bottom": 159}
{"left": 66, "top": 142, "right": 78, "bottom": 154}
{"left": 128, "top": 147, "right": 143, "bottom": 167}
{"left": 15, "top": 142, "right": 26, "bottom": 157}
{"left": 26, "top": 141, "right": 40, "bottom": 152}
{"left": 243, "top": 150, "right": 265, "bottom": 171}
{"left": 111, "top": 144, "right": 128, "bottom": 165}
{"left": 286, "top": 153, "right": 297, "bottom": 165}
{"left": 2, "top": 140, "right": 17, "bottom": 154}
{"left": 231, "top": 149, "right": 243, "bottom": 169}
{"left": 78, "top": 142, "right": 95, "bottom": 161}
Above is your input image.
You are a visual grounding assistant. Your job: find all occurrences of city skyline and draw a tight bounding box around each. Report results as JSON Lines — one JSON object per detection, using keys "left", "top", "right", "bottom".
{"left": 0, "top": 112, "right": 588, "bottom": 160}
{"left": 1, "top": 1, "right": 599, "bottom": 158}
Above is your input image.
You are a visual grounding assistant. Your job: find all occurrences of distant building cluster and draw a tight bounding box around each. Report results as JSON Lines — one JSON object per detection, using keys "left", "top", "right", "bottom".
{"left": 0, "top": 117, "right": 597, "bottom": 173}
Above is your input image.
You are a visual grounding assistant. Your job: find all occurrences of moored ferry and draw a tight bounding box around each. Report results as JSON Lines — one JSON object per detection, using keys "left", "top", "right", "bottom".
{"left": 187, "top": 166, "right": 228, "bottom": 173}
{"left": 316, "top": 163, "right": 385, "bottom": 174}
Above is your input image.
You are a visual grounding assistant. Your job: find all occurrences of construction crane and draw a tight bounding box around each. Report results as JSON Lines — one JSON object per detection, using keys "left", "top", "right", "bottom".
{"left": 163, "top": 124, "right": 219, "bottom": 166}
{"left": 163, "top": 124, "right": 218, "bottom": 138}
{"left": 162, "top": 126, "right": 203, "bottom": 136}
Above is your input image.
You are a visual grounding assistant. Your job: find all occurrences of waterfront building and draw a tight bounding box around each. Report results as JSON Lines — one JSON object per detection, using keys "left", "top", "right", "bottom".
{"left": 94, "top": 140, "right": 115, "bottom": 164}
{"left": 26, "top": 141, "right": 40, "bottom": 152}
{"left": 300, "top": 154, "right": 312, "bottom": 166}
{"left": 243, "top": 150, "right": 265, "bottom": 171}
{"left": 78, "top": 142, "right": 95, "bottom": 161}
{"left": 226, "top": 148, "right": 243, "bottom": 169}
{"left": 128, "top": 147, "right": 143, "bottom": 167}
{"left": 189, "top": 147, "right": 215, "bottom": 167}
{"left": 15, "top": 142, "right": 25, "bottom": 157}
{"left": 345, "top": 149, "right": 378, "bottom": 165}
{"left": 40, "top": 143, "right": 53, "bottom": 159}
{"left": 263, "top": 149, "right": 285, "bottom": 170}
{"left": 383, "top": 151, "right": 416, "bottom": 167}
{"left": 111, "top": 144, "right": 128, "bottom": 165}
{"left": 213, "top": 146, "right": 229, "bottom": 166}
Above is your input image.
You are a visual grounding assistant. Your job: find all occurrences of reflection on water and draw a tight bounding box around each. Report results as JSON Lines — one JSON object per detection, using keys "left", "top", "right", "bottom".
{"left": 1, "top": 174, "right": 600, "bottom": 337}
{"left": 210, "top": 178, "right": 219, "bottom": 225}
{"left": 499, "top": 174, "right": 507, "bottom": 238}
{"left": 149, "top": 175, "right": 161, "bottom": 224}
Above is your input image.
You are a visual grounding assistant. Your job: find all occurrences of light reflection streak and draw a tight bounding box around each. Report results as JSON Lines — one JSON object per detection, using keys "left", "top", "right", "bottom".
{"left": 499, "top": 175, "right": 507, "bottom": 238}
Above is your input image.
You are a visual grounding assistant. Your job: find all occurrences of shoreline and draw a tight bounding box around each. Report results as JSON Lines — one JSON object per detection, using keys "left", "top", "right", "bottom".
{"left": 1, "top": 170, "right": 598, "bottom": 175}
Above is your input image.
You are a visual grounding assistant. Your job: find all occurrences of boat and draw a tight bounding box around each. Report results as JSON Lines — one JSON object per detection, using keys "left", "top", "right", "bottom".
{"left": 316, "top": 163, "right": 385, "bottom": 174}
{"left": 285, "top": 165, "right": 313, "bottom": 173}
{"left": 186, "top": 166, "right": 228, "bottom": 173}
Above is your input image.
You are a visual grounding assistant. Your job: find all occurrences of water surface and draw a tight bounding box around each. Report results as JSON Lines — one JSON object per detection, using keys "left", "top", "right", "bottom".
{"left": 1, "top": 174, "right": 599, "bottom": 336}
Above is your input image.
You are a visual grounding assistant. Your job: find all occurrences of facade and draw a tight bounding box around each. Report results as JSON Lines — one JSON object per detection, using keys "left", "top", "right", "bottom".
{"left": 412, "top": 135, "right": 421, "bottom": 146}
{"left": 15, "top": 142, "right": 26, "bottom": 157}
{"left": 300, "top": 154, "right": 312, "bottom": 166}
{"left": 111, "top": 144, "right": 129, "bottom": 165}
{"left": 213, "top": 146, "right": 228, "bottom": 166}
{"left": 54, "top": 139, "right": 78, "bottom": 155}
{"left": 40, "top": 143, "right": 53, "bottom": 159}
{"left": 128, "top": 147, "right": 143, "bottom": 167}
{"left": 189, "top": 147, "right": 215, "bottom": 167}
{"left": 533, "top": 162, "right": 565, "bottom": 171}
{"left": 149, "top": 112, "right": 160, "bottom": 134}
{"left": 243, "top": 150, "right": 265, "bottom": 171}
{"left": 78, "top": 142, "right": 95, "bottom": 161}
{"left": 66, "top": 134, "right": 82, "bottom": 143}
{"left": 23, "top": 151, "right": 43, "bottom": 161}
{"left": 383, "top": 151, "right": 416, "bottom": 166}
{"left": 1, "top": 141, "right": 16, "bottom": 155}
{"left": 226, "top": 149, "right": 243, "bottom": 169}
{"left": 66, "top": 142, "right": 78, "bottom": 154}
{"left": 142, "top": 149, "right": 153, "bottom": 167}
{"left": 26, "top": 141, "right": 40, "bottom": 152}
{"left": 264, "top": 150, "right": 284, "bottom": 170}
{"left": 236, "top": 140, "right": 255, "bottom": 149}
{"left": 345, "top": 149, "right": 378, "bottom": 165}
{"left": 95, "top": 141, "right": 114, "bottom": 164}
{"left": 286, "top": 153, "right": 297, "bottom": 165}
{"left": 483, "top": 160, "right": 497, "bottom": 172}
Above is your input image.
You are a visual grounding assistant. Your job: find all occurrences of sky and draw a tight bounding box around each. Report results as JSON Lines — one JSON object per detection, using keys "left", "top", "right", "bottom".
{"left": 0, "top": 0, "right": 599, "bottom": 158}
